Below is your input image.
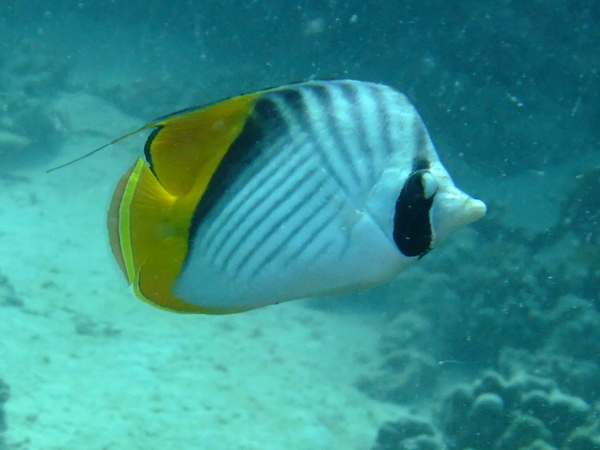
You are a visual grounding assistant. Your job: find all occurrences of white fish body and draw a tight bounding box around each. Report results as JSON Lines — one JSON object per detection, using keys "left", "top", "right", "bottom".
{"left": 108, "top": 80, "right": 486, "bottom": 314}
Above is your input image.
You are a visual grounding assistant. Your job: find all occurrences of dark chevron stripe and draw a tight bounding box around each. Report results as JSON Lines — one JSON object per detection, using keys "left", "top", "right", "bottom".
{"left": 282, "top": 208, "right": 339, "bottom": 268}
{"left": 209, "top": 147, "right": 314, "bottom": 265}
{"left": 338, "top": 81, "right": 376, "bottom": 186}
{"left": 303, "top": 84, "right": 363, "bottom": 188}
{"left": 309, "top": 240, "right": 334, "bottom": 265}
{"left": 236, "top": 176, "right": 328, "bottom": 276}
{"left": 217, "top": 163, "right": 320, "bottom": 271}
{"left": 187, "top": 96, "right": 286, "bottom": 248}
{"left": 274, "top": 87, "right": 353, "bottom": 195}
{"left": 372, "top": 85, "right": 394, "bottom": 156}
{"left": 220, "top": 166, "right": 320, "bottom": 273}
{"left": 202, "top": 134, "right": 309, "bottom": 259}
{"left": 249, "top": 191, "right": 332, "bottom": 278}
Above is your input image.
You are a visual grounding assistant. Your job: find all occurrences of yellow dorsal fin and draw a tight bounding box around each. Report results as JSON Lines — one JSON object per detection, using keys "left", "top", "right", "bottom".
{"left": 48, "top": 91, "right": 259, "bottom": 177}
{"left": 143, "top": 92, "right": 259, "bottom": 197}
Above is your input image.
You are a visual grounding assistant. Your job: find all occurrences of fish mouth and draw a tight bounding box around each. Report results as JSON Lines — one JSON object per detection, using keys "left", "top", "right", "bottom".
{"left": 430, "top": 186, "right": 487, "bottom": 246}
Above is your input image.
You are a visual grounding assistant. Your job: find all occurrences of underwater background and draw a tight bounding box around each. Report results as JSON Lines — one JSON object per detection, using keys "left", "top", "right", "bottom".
{"left": 0, "top": 1, "right": 599, "bottom": 449}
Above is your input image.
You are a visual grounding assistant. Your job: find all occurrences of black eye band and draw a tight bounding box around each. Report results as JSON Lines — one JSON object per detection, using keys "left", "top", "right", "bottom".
{"left": 393, "top": 170, "right": 436, "bottom": 257}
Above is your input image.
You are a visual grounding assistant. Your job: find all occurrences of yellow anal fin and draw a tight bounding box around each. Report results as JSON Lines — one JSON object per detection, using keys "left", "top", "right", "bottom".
{"left": 144, "top": 92, "right": 260, "bottom": 197}
{"left": 108, "top": 157, "right": 207, "bottom": 313}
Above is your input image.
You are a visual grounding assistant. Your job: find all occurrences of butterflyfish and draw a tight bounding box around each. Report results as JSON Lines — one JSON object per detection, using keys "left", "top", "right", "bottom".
{"left": 104, "top": 80, "right": 486, "bottom": 314}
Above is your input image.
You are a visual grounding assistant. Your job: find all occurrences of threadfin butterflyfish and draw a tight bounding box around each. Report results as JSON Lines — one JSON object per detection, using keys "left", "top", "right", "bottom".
{"left": 103, "top": 80, "right": 486, "bottom": 314}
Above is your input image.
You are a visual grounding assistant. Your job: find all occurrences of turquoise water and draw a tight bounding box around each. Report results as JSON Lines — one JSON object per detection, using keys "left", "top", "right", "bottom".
{"left": 0, "top": 2, "right": 599, "bottom": 449}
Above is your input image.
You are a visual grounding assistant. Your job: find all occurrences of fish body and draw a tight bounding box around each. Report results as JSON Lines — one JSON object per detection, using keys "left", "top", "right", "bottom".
{"left": 108, "top": 80, "right": 486, "bottom": 314}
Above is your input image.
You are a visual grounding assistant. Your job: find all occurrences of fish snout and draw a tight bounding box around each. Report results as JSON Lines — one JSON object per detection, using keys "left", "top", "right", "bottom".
{"left": 431, "top": 186, "right": 486, "bottom": 246}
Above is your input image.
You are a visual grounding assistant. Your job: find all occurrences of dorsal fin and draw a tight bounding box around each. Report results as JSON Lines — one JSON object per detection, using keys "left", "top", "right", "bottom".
{"left": 131, "top": 93, "right": 260, "bottom": 196}
{"left": 47, "top": 92, "right": 260, "bottom": 178}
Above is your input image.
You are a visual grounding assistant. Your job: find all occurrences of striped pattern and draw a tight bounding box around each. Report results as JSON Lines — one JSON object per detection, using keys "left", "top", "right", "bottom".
{"left": 175, "top": 80, "right": 434, "bottom": 305}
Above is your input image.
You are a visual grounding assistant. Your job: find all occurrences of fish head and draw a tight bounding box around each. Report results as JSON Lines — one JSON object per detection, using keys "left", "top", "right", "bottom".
{"left": 392, "top": 160, "right": 486, "bottom": 258}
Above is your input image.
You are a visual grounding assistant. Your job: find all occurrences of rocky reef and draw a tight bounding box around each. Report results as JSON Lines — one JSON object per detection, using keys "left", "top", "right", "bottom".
{"left": 372, "top": 370, "right": 600, "bottom": 450}
{"left": 372, "top": 415, "right": 445, "bottom": 450}
{"left": 440, "top": 371, "right": 600, "bottom": 450}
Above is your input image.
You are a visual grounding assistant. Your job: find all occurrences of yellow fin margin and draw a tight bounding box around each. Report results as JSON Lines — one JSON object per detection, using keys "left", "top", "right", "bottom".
{"left": 108, "top": 158, "right": 208, "bottom": 313}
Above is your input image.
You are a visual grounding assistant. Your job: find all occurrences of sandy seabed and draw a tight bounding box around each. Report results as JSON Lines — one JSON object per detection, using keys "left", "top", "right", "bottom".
{"left": 0, "top": 93, "right": 402, "bottom": 450}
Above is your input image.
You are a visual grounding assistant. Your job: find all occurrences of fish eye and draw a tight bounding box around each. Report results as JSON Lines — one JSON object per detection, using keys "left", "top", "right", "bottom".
{"left": 421, "top": 171, "right": 438, "bottom": 199}
{"left": 393, "top": 170, "right": 437, "bottom": 257}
